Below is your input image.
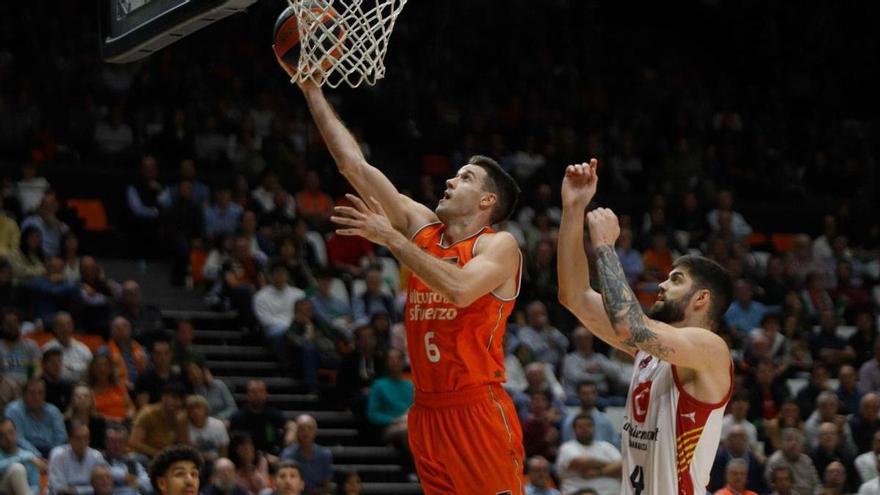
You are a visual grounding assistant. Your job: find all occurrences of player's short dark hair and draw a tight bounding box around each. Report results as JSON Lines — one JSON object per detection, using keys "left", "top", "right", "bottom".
{"left": 468, "top": 155, "right": 520, "bottom": 224}
{"left": 149, "top": 445, "right": 203, "bottom": 494}
{"left": 269, "top": 460, "right": 301, "bottom": 477}
{"left": 673, "top": 254, "right": 733, "bottom": 330}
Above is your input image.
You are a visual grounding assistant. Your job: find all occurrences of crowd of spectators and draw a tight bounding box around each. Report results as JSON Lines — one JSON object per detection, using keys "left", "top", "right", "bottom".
{"left": 1, "top": 0, "right": 879, "bottom": 494}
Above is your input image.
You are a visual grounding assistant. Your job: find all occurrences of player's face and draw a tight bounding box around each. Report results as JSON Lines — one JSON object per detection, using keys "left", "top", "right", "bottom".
{"left": 158, "top": 461, "right": 200, "bottom": 495}
{"left": 435, "top": 165, "right": 491, "bottom": 221}
{"left": 274, "top": 467, "right": 304, "bottom": 495}
{"left": 648, "top": 268, "right": 696, "bottom": 324}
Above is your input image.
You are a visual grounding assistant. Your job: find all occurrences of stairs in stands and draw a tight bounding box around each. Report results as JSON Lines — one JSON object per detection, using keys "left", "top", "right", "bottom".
{"left": 169, "top": 311, "right": 423, "bottom": 495}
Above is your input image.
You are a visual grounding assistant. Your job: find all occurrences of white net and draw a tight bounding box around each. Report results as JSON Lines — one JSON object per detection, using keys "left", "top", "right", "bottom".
{"left": 289, "top": 0, "right": 408, "bottom": 88}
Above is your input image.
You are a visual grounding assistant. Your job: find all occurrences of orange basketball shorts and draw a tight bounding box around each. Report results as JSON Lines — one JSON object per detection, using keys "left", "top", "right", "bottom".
{"left": 408, "top": 384, "right": 525, "bottom": 495}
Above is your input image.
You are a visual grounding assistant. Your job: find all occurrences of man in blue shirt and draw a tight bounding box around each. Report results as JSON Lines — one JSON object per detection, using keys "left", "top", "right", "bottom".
{"left": 0, "top": 418, "right": 45, "bottom": 495}
{"left": 560, "top": 382, "right": 619, "bottom": 449}
{"left": 723, "top": 279, "right": 770, "bottom": 336}
{"left": 279, "top": 415, "right": 332, "bottom": 493}
{"left": 5, "top": 378, "right": 68, "bottom": 457}
{"left": 102, "top": 424, "right": 150, "bottom": 495}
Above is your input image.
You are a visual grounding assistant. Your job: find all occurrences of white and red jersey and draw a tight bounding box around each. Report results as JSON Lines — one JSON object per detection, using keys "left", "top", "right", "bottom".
{"left": 621, "top": 351, "right": 733, "bottom": 495}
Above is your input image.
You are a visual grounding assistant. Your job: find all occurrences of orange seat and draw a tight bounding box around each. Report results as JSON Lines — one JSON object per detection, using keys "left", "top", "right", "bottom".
{"left": 76, "top": 334, "right": 106, "bottom": 353}
{"left": 771, "top": 233, "right": 796, "bottom": 253}
{"left": 66, "top": 198, "right": 109, "bottom": 231}
{"left": 747, "top": 232, "right": 767, "bottom": 247}
{"left": 25, "top": 331, "right": 55, "bottom": 348}
{"left": 190, "top": 248, "right": 208, "bottom": 285}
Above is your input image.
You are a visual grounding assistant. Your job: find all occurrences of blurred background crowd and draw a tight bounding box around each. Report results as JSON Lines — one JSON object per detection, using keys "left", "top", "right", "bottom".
{"left": 0, "top": 0, "right": 878, "bottom": 494}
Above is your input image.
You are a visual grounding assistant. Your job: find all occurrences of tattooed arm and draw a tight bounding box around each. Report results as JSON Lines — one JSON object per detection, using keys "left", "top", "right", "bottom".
{"left": 587, "top": 208, "right": 730, "bottom": 372}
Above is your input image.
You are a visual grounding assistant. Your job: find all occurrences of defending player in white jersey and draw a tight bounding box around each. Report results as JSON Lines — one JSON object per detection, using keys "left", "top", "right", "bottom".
{"left": 557, "top": 160, "right": 734, "bottom": 495}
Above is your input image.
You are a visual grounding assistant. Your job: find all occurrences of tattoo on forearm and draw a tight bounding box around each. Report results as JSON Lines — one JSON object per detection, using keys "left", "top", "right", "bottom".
{"left": 594, "top": 245, "right": 675, "bottom": 360}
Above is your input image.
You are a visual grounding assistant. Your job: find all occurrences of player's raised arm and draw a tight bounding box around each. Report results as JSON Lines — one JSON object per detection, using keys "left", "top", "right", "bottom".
{"left": 587, "top": 208, "right": 731, "bottom": 371}
{"left": 274, "top": 51, "right": 436, "bottom": 237}
{"left": 332, "top": 195, "right": 518, "bottom": 307}
{"left": 557, "top": 160, "right": 635, "bottom": 356}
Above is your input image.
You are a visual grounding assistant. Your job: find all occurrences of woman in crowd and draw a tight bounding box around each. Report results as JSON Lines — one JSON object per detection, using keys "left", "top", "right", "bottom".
{"left": 86, "top": 351, "right": 135, "bottom": 423}
{"left": 63, "top": 384, "right": 108, "bottom": 450}
{"left": 229, "top": 431, "right": 271, "bottom": 495}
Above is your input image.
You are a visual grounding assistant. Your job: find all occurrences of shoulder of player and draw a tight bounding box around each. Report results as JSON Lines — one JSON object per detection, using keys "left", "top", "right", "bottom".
{"left": 473, "top": 230, "right": 519, "bottom": 255}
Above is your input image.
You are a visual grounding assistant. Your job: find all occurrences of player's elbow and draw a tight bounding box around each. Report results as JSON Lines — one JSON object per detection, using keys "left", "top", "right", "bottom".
{"left": 447, "top": 286, "right": 476, "bottom": 308}
{"left": 338, "top": 158, "right": 368, "bottom": 177}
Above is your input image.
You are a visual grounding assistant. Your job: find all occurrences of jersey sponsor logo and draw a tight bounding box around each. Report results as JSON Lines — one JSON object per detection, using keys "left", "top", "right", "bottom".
{"left": 623, "top": 418, "right": 659, "bottom": 451}
{"left": 632, "top": 381, "right": 652, "bottom": 422}
{"left": 680, "top": 411, "right": 696, "bottom": 423}
{"left": 407, "top": 289, "right": 459, "bottom": 321}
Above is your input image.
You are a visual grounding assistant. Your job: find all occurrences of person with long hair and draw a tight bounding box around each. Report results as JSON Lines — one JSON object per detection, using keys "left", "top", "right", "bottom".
{"left": 85, "top": 352, "right": 135, "bottom": 423}
{"left": 184, "top": 361, "right": 237, "bottom": 421}
{"left": 227, "top": 432, "right": 269, "bottom": 495}
{"left": 59, "top": 232, "right": 80, "bottom": 283}
{"left": 10, "top": 225, "right": 45, "bottom": 285}
{"left": 63, "top": 385, "right": 108, "bottom": 450}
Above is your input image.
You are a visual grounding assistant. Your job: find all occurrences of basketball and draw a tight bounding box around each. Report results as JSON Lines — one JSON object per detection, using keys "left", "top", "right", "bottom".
{"left": 273, "top": 2, "right": 344, "bottom": 79}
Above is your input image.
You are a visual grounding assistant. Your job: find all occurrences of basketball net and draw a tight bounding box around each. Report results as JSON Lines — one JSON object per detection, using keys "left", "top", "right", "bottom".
{"left": 289, "top": 0, "right": 408, "bottom": 88}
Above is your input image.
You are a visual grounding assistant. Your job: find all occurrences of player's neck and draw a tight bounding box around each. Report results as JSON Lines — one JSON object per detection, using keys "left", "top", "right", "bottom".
{"left": 442, "top": 215, "right": 489, "bottom": 245}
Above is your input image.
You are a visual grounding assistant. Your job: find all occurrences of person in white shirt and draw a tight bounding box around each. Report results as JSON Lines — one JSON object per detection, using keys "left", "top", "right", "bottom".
{"left": 555, "top": 413, "right": 622, "bottom": 495}
{"left": 185, "top": 396, "right": 229, "bottom": 464}
{"left": 41, "top": 313, "right": 92, "bottom": 383}
{"left": 254, "top": 262, "right": 305, "bottom": 344}
{"left": 860, "top": 454, "right": 880, "bottom": 495}
{"left": 856, "top": 430, "right": 880, "bottom": 484}
{"left": 48, "top": 421, "right": 107, "bottom": 495}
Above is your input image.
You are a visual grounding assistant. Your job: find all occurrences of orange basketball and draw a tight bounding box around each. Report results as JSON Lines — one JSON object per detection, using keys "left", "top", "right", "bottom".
{"left": 273, "top": 2, "right": 344, "bottom": 78}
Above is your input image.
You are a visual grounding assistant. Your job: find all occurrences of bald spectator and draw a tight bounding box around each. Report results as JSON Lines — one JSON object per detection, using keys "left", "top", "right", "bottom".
{"left": 514, "top": 362, "right": 566, "bottom": 421}
{"left": 819, "top": 460, "right": 851, "bottom": 495}
{"left": 561, "top": 327, "right": 619, "bottom": 403}
{"left": 859, "top": 339, "right": 880, "bottom": 394}
{"left": 105, "top": 317, "right": 148, "bottom": 390}
{"left": 116, "top": 281, "right": 164, "bottom": 346}
{"left": 279, "top": 415, "right": 333, "bottom": 495}
{"left": 5, "top": 378, "right": 67, "bottom": 457}
{"left": 0, "top": 418, "right": 45, "bottom": 495}
{"left": 768, "top": 465, "right": 795, "bottom": 495}
{"left": 516, "top": 301, "right": 569, "bottom": 371}
{"left": 229, "top": 381, "right": 286, "bottom": 456}
{"left": 48, "top": 421, "right": 106, "bottom": 495}
{"left": 809, "top": 422, "right": 855, "bottom": 490}
{"left": 721, "top": 391, "right": 760, "bottom": 451}
{"left": 128, "top": 383, "right": 189, "bottom": 458}
{"left": 0, "top": 308, "right": 41, "bottom": 386}
{"left": 714, "top": 458, "right": 758, "bottom": 495}
{"left": 764, "top": 428, "right": 820, "bottom": 495}
{"left": 202, "top": 458, "right": 247, "bottom": 495}
{"left": 856, "top": 431, "right": 880, "bottom": 484}
{"left": 90, "top": 465, "right": 114, "bottom": 495}
{"left": 709, "top": 425, "right": 766, "bottom": 493}
{"left": 43, "top": 312, "right": 92, "bottom": 383}
{"left": 805, "top": 392, "right": 857, "bottom": 457}
{"left": 525, "top": 455, "right": 560, "bottom": 495}
{"left": 20, "top": 192, "right": 69, "bottom": 257}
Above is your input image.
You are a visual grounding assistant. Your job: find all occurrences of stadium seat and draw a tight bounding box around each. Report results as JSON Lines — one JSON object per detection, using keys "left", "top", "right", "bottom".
{"left": 66, "top": 199, "right": 109, "bottom": 231}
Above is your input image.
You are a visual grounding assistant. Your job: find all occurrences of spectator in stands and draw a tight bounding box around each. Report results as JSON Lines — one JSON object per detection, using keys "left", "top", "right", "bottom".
{"left": 135, "top": 338, "right": 184, "bottom": 408}
{"left": 48, "top": 421, "right": 106, "bottom": 495}
{"left": 615, "top": 227, "right": 642, "bottom": 287}
{"left": 170, "top": 320, "right": 204, "bottom": 372}
{"left": 751, "top": 313, "right": 788, "bottom": 368}
{"left": 797, "top": 362, "right": 832, "bottom": 421}
{"left": 859, "top": 454, "right": 880, "bottom": 495}
{"left": 102, "top": 424, "right": 151, "bottom": 495}
{"left": 165, "top": 159, "right": 211, "bottom": 207}
{"left": 204, "top": 187, "right": 243, "bottom": 241}
{"left": 560, "top": 381, "right": 618, "bottom": 449}
{"left": 229, "top": 380, "right": 286, "bottom": 456}
{"left": 275, "top": 237, "right": 315, "bottom": 294}
{"left": 105, "top": 316, "right": 148, "bottom": 390}
{"left": 714, "top": 458, "right": 758, "bottom": 495}
{"left": 819, "top": 460, "right": 852, "bottom": 495}
{"left": 707, "top": 190, "right": 752, "bottom": 240}
{"left": 93, "top": 105, "right": 134, "bottom": 156}
{"left": 811, "top": 309, "right": 856, "bottom": 367}
{"left": 43, "top": 312, "right": 92, "bottom": 383}
{"left": 268, "top": 460, "right": 304, "bottom": 495}
{"left": 522, "top": 391, "right": 560, "bottom": 462}
{"left": 366, "top": 349, "right": 412, "bottom": 455}
{"left": 186, "top": 395, "right": 228, "bottom": 465}
{"left": 59, "top": 233, "right": 80, "bottom": 283}
{"left": 833, "top": 260, "right": 872, "bottom": 319}
{"left": 21, "top": 192, "right": 68, "bottom": 258}
{"left": 768, "top": 464, "right": 795, "bottom": 495}
{"left": 640, "top": 227, "right": 674, "bottom": 284}
{"left": 41, "top": 347, "right": 73, "bottom": 412}
{"left": 524, "top": 455, "right": 560, "bottom": 495}
{"left": 517, "top": 301, "right": 569, "bottom": 372}
{"left": 513, "top": 362, "right": 566, "bottom": 420}
{"left": 0, "top": 259, "right": 24, "bottom": 310}
{"left": 849, "top": 310, "right": 877, "bottom": 368}
{"left": 522, "top": 240, "right": 558, "bottom": 312}
{"left": 765, "top": 428, "right": 820, "bottom": 495}
{"left": 0, "top": 308, "right": 40, "bottom": 385}
{"left": 724, "top": 280, "right": 770, "bottom": 338}
{"left": 561, "top": 326, "right": 619, "bottom": 404}
{"left": 837, "top": 364, "right": 862, "bottom": 415}
{"left": 116, "top": 281, "right": 165, "bottom": 346}
{"left": 227, "top": 432, "right": 269, "bottom": 495}
{"left": 764, "top": 399, "right": 806, "bottom": 453}
{"left": 337, "top": 324, "right": 383, "bottom": 417}
{"left": 86, "top": 353, "right": 135, "bottom": 423}
{"left": 5, "top": 378, "right": 66, "bottom": 457}
{"left": 855, "top": 430, "right": 880, "bottom": 484}
{"left": 251, "top": 170, "right": 295, "bottom": 223}
{"left": 809, "top": 422, "right": 856, "bottom": 492}
{"left": 64, "top": 386, "right": 107, "bottom": 451}
{"left": 203, "top": 458, "right": 247, "bottom": 495}
{"left": 15, "top": 162, "right": 49, "bottom": 217}
{"left": 0, "top": 196, "right": 20, "bottom": 259}
{"left": 284, "top": 299, "right": 341, "bottom": 394}
{"left": 77, "top": 256, "right": 119, "bottom": 337}
{"left": 147, "top": 445, "right": 203, "bottom": 495}
{"left": 555, "top": 413, "right": 622, "bottom": 495}
{"left": 746, "top": 359, "right": 789, "bottom": 422}
{"left": 279, "top": 415, "right": 333, "bottom": 495}
{"left": 709, "top": 425, "right": 766, "bottom": 493}
{"left": 295, "top": 170, "right": 333, "bottom": 231}
{"left": 805, "top": 392, "right": 857, "bottom": 457}
{"left": 90, "top": 464, "right": 113, "bottom": 495}
{"left": 184, "top": 361, "right": 237, "bottom": 421}
{"left": 255, "top": 261, "right": 305, "bottom": 347}
{"left": 309, "top": 269, "right": 352, "bottom": 337}
{"left": 860, "top": 339, "right": 880, "bottom": 394}
{"left": 757, "top": 254, "right": 791, "bottom": 307}
{"left": 221, "top": 236, "right": 261, "bottom": 330}
{"left": 10, "top": 226, "right": 46, "bottom": 286}
{"left": 802, "top": 272, "right": 835, "bottom": 320}
{"left": 351, "top": 267, "right": 395, "bottom": 323}
{"left": 129, "top": 383, "right": 189, "bottom": 458}
{"left": 125, "top": 156, "right": 164, "bottom": 257}
{"left": 325, "top": 227, "right": 374, "bottom": 284}
{"left": 30, "top": 257, "right": 78, "bottom": 325}
{"left": 164, "top": 179, "right": 205, "bottom": 287}
{"left": 238, "top": 211, "right": 271, "bottom": 262}
{"left": 721, "top": 391, "right": 760, "bottom": 453}
{"left": 0, "top": 417, "right": 45, "bottom": 495}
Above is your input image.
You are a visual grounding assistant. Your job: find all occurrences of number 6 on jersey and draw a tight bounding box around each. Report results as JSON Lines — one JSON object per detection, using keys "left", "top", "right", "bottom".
{"left": 424, "top": 331, "right": 441, "bottom": 362}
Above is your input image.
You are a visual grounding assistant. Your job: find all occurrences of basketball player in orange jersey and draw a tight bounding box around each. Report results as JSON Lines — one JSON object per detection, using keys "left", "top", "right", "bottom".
{"left": 273, "top": 61, "right": 525, "bottom": 492}
{"left": 557, "top": 160, "right": 734, "bottom": 495}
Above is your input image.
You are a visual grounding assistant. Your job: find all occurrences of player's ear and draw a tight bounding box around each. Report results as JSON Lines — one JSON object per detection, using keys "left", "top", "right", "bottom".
{"left": 692, "top": 288, "right": 711, "bottom": 311}
{"left": 480, "top": 191, "right": 497, "bottom": 209}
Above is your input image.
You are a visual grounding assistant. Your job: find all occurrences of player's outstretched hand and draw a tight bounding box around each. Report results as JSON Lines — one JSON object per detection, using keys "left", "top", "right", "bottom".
{"left": 561, "top": 158, "right": 599, "bottom": 208}
{"left": 332, "top": 194, "right": 399, "bottom": 247}
{"left": 272, "top": 44, "right": 322, "bottom": 91}
{"left": 587, "top": 207, "right": 620, "bottom": 248}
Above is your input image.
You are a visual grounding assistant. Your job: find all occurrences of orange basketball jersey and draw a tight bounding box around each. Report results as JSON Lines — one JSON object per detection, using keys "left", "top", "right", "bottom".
{"left": 405, "top": 222, "right": 521, "bottom": 393}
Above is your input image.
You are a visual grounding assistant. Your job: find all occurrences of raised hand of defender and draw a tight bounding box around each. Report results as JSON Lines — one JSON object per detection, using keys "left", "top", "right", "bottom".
{"left": 332, "top": 194, "right": 398, "bottom": 247}
{"left": 561, "top": 158, "right": 599, "bottom": 208}
{"left": 587, "top": 207, "right": 620, "bottom": 248}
